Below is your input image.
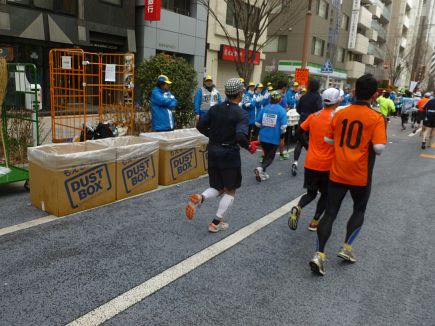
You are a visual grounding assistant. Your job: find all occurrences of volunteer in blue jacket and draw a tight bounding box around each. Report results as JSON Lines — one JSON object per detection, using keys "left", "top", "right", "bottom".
{"left": 150, "top": 75, "right": 178, "bottom": 131}
{"left": 254, "top": 91, "right": 288, "bottom": 182}
{"left": 286, "top": 82, "right": 300, "bottom": 109}
{"left": 242, "top": 82, "right": 256, "bottom": 140}
{"left": 194, "top": 75, "right": 222, "bottom": 121}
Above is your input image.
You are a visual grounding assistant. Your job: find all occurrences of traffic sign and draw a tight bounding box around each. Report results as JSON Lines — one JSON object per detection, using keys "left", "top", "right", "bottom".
{"left": 321, "top": 59, "right": 334, "bottom": 74}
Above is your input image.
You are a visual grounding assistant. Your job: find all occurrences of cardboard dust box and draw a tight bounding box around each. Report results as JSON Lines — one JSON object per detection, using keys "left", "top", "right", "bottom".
{"left": 140, "top": 129, "right": 209, "bottom": 186}
{"left": 90, "top": 137, "right": 160, "bottom": 200}
{"left": 28, "top": 143, "right": 117, "bottom": 217}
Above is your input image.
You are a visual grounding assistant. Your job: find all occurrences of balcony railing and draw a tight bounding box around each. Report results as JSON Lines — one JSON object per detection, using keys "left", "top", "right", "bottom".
{"left": 371, "top": 20, "right": 387, "bottom": 41}
{"left": 368, "top": 43, "right": 386, "bottom": 60}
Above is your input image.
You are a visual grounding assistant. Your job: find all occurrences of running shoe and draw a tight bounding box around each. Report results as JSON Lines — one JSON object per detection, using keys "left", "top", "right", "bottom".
{"left": 279, "top": 153, "right": 290, "bottom": 161}
{"left": 262, "top": 172, "right": 270, "bottom": 180}
{"left": 308, "top": 219, "right": 319, "bottom": 232}
{"left": 185, "top": 194, "right": 203, "bottom": 220}
{"left": 254, "top": 167, "right": 263, "bottom": 182}
{"left": 337, "top": 246, "right": 357, "bottom": 263}
{"left": 288, "top": 206, "right": 301, "bottom": 230}
{"left": 309, "top": 252, "right": 325, "bottom": 276}
{"left": 208, "top": 220, "right": 229, "bottom": 233}
{"left": 422, "top": 142, "right": 426, "bottom": 150}
{"left": 291, "top": 162, "right": 298, "bottom": 176}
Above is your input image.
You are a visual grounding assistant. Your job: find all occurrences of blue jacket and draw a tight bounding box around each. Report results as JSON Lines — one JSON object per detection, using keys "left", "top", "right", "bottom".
{"left": 286, "top": 89, "right": 297, "bottom": 109}
{"left": 194, "top": 87, "right": 222, "bottom": 118}
{"left": 253, "top": 92, "right": 264, "bottom": 119}
{"left": 242, "top": 91, "right": 256, "bottom": 125}
{"left": 151, "top": 87, "right": 178, "bottom": 131}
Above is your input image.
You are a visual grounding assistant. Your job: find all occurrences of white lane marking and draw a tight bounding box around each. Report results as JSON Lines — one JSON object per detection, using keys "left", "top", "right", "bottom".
{"left": 0, "top": 175, "right": 207, "bottom": 237}
{"left": 66, "top": 196, "right": 302, "bottom": 326}
{"left": 408, "top": 128, "right": 422, "bottom": 137}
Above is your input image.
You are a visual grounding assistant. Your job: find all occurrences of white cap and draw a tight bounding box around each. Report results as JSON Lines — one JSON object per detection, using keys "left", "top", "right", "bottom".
{"left": 322, "top": 88, "right": 341, "bottom": 105}
{"left": 425, "top": 92, "right": 431, "bottom": 97}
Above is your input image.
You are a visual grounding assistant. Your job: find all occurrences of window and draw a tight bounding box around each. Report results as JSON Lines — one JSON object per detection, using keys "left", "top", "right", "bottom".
{"left": 264, "top": 36, "right": 287, "bottom": 53}
{"left": 226, "top": 2, "right": 260, "bottom": 31}
{"left": 341, "top": 14, "right": 349, "bottom": 31}
{"left": 311, "top": 37, "right": 325, "bottom": 56}
{"left": 316, "top": 0, "right": 329, "bottom": 19}
{"left": 7, "top": 0, "right": 77, "bottom": 15}
{"left": 337, "top": 47, "right": 345, "bottom": 62}
{"left": 162, "top": 0, "right": 191, "bottom": 16}
{"left": 100, "top": 0, "right": 122, "bottom": 5}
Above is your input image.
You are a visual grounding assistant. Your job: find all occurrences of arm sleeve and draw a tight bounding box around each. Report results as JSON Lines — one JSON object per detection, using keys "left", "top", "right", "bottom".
{"left": 255, "top": 109, "right": 263, "bottom": 126}
{"left": 236, "top": 110, "right": 250, "bottom": 149}
{"left": 194, "top": 89, "right": 202, "bottom": 114}
{"left": 372, "top": 115, "right": 387, "bottom": 145}
{"left": 196, "top": 109, "right": 211, "bottom": 137}
{"left": 296, "top": 98, "right": 302, "bottom": 114}
{"left": 151, "top": 89, "right": 172, "bottom": 107}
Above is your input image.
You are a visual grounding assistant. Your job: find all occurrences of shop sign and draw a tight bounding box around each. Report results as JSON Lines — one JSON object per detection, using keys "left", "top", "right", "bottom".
{"left": 144, "top": 0, "right": 161, "bottom": 21}
{"left": 294, "top": 68, "right": 309, "bottom": 88}
{"left": 221, "top": 45, "right": 260, "bottom": 65}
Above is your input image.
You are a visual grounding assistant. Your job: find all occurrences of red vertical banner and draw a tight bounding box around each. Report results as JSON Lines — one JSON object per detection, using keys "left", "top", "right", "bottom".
{"left": 144, "top": 0, "right": 161, "bottom": 21}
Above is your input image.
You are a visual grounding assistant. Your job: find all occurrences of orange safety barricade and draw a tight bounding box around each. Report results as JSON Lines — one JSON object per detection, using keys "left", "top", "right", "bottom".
{"left": 49, "top": 49, "right": 134, "bottom": 143}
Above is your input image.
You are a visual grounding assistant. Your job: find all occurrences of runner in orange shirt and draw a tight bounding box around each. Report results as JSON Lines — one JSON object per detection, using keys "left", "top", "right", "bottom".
{"left": 288, "top": 88, "right": 340, "bottom": 232}
{"left": 310, "top": 74, "right": 387, "bottom": 276}
{"left": 414, "top": 93, "right": 431, "bottom": 133}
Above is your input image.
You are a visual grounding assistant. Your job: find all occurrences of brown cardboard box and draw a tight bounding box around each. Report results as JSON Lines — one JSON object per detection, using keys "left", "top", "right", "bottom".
{"left": 141, "top": 129, "right": 209, "bottom": 186}
{"left": 90, "top": 137, "right": 160, "bottom": 200}
{"left": 28, "top": 143, "right": 117, "bottom": 217}
{"left": 198, "top": 143, "right": 208, "bottom": 175}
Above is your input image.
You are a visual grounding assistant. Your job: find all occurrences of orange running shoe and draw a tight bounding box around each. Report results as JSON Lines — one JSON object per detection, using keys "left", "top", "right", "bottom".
{"left": 185, "top": 194, "right": 203, "bottom": 220}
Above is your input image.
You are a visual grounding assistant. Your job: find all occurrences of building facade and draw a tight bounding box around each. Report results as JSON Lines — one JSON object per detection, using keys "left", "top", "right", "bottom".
{"left": 135, "top": 0, "right": 207, "bottom": 86}
{"left": 0, "top": 0, "right": 136, "bottom": 109}
{"left": 205, "top": 0, "right": 267, "bottom": 91}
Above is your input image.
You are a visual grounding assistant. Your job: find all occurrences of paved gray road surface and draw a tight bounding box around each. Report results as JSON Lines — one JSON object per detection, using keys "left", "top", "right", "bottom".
{"left": 0, "top": 118, "right": 434, "bottom": 326}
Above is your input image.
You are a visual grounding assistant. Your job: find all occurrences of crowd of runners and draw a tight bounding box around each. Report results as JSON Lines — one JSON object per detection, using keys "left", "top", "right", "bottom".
{"left": 147, "top": 72, "right": 435, "bottom": 276}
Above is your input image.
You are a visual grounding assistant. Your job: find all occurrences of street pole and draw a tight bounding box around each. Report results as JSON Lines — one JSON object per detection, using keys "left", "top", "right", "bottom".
{"left": 301, "top": 0, "right": 313, "bottom": 68}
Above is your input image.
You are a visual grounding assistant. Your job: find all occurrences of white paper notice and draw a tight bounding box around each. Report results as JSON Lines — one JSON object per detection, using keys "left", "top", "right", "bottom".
{"left": 105, "top": 64, "right": 116, "bottom": 82}
{"left": 61, "top": 56, "right": 72, "bottom": 69}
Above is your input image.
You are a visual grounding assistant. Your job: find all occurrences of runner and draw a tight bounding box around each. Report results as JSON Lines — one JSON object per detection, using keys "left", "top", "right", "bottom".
{"left": 309, "top": 74, "right": 387, "bottom": 276}
{"left": 254, "top": 91, "right": 288, "bottom": 181}
{"left": 376, "top": 91, "right": 395, "bottom": 122}
{"left": 242, "top": 82, "right": 256, "bottom": 140}
{"left": 291, "top": 79, "right": 323, "bottom": 176}
{"left": 276, "top": 80, "right": 290, "bottom": 160}
{"left": 414, "top": 93, "right": 431, "bottom": 134}
{"left": 400, "top": 91, "right": 415, "bottom": 131}
{"left": 421, "top": 97, "right": 435, "bottom": 149}
{"left": 288, "top": 88, "right": 339, "bottom": 231}
{"left": 185, "top": 78, "right": 255, "bottom": 233}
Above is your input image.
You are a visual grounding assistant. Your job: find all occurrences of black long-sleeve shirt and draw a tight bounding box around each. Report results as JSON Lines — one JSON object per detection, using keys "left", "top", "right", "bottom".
{"left": 197, "top": 101, "right": 249, "bottom": 168}
{"left": 296, "top": 92, "right": 323, "bottom": 123}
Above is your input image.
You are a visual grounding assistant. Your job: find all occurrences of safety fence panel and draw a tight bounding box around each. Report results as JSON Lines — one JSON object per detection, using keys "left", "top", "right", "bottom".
{"left": 100, "top": 53, "right": 134, "bottom": 136}
{"left": 49, "top": 49, "right": 134, "bottom": 143}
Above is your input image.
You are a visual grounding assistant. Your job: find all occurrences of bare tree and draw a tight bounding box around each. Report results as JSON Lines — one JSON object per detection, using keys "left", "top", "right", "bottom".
{"left": 197, "top": 0, "right": 306, "bottom": 82}
{"left": 384, "top": 40, "right": 415, "bottom": 87}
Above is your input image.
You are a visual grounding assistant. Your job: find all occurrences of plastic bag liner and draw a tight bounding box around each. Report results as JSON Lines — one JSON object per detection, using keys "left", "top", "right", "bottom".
{"left": 28, "top": 142, "right": 117, "bottom": 171}
{"left": 140, "top": 128, "right": 209, "bottom": 151}
{"left": 88, "top": 136, "right": 159, "bottom": 162}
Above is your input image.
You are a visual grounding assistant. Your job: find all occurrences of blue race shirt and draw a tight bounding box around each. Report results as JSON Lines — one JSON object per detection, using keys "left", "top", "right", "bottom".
{"left": 256, "top": 104, "right": 288, "bottom": 145}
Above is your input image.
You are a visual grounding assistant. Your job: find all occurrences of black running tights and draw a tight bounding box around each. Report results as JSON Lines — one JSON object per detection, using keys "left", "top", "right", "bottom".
{"left": 294, "top": 127, "right": 308, "bottom": 161}
{"left": 316, "top": 181, "right": 371, "bottom": 252}
{"left": 298, "top": 189, "right": 327, "bottom": 221}
{"left": 261, "top": 142, "right": 278, "bottom": 172}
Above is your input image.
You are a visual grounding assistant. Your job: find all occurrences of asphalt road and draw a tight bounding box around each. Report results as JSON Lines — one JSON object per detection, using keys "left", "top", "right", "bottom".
{"left": 0, "top": 118, "right": 434, "bottom": 326}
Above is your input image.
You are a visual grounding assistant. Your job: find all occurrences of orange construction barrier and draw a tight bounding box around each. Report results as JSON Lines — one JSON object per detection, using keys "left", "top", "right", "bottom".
{"left": 49, "top": 49, "right": 134, "bottom": 142}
